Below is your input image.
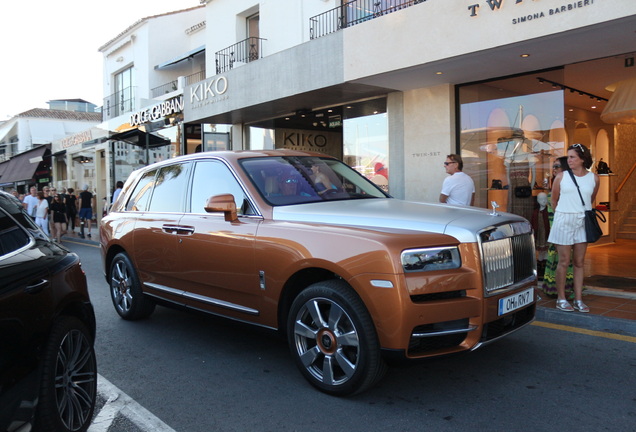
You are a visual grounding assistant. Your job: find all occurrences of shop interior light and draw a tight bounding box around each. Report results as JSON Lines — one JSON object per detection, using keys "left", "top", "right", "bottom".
{"left": 536, "top": 77, "right": 608, "bottom": 102}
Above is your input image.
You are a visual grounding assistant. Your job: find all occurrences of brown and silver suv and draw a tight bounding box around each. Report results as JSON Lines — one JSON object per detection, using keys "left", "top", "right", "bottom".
{"left": 100, "top": 150, "right": 536, "bottom": 395}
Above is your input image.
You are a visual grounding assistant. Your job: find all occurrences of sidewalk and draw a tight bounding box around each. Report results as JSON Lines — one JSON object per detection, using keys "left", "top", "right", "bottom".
{"left": 536, "top": 290, "right": 636, "bottom": 337}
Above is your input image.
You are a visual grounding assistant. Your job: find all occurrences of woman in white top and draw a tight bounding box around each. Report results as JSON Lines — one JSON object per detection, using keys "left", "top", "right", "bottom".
{"left": 547, "top": 144, "right": 599, "bottom": 313}
{"left": 35, "top": 190, "right": 50, "bottom": 236}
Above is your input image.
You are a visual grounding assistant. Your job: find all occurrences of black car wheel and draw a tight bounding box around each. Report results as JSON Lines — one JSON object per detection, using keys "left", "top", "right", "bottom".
{"left": 287, "top": 280, "right": 386, "bottom": 396}
{"left": 109, "top": 252, "right": 155, "bottom": 320}
{"left": 36, "top": 316, "right": 96, "bottom": 432}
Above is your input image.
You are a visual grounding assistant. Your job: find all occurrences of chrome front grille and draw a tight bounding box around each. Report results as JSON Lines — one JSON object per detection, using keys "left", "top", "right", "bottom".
{"left": 482, "top": 238, "right": 514, "bottom": 292}
{"left": 480, "top": 222, "right": 536, "bottom": 295}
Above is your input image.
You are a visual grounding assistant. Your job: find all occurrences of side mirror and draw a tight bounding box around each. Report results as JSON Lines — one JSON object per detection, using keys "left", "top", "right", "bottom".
{"left": 204, "top": 194, "right": 238, "bottom": 222}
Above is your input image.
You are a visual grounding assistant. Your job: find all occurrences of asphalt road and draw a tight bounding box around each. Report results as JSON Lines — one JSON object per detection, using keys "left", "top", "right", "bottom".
{"left": 68, "top": 239, "right": 636, "bottom": 432}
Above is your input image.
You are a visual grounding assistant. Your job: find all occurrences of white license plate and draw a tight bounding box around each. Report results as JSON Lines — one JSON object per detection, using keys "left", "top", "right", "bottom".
{"left": 498, "top": 288, "right": 534, "bottom": 316}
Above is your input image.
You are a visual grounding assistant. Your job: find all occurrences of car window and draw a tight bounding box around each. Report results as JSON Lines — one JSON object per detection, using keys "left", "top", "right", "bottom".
{"left": 240, "top": 156, "right": 388, "bottom": 206}
{"left": 189, "top": 160, "right": 255, "bottom": 215}
{"left": 126, "top": 169, "right": 157, "bottom": 212}
{"left": 0, "top": 209, "right": 30, "bottom": 257}
{"left": 147, "top": 163, "right": 191, "bottom": 213}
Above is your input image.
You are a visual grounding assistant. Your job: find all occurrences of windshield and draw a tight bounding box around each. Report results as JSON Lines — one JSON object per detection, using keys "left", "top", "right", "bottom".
{"left": 240, "top": 156, "right": 389, "bottom": 206}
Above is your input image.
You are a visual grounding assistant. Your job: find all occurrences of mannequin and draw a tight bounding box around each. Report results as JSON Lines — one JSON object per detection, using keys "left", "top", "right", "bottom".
{"left": 531, "top": 192, "right": 550, "bottom": 280}
{"left": 499, "top": 137, "right": 537, "bottom": 221}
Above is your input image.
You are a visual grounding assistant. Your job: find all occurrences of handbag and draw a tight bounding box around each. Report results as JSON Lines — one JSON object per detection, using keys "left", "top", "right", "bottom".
{"left": 514, "top": 185, "right": 532, "bottom": 198}
{"left": 567, "top": 170, "right": 606, "bottom": 243}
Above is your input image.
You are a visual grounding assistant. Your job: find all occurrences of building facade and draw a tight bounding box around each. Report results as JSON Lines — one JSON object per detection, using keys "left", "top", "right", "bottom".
{"left": 0, "top": 103, "right": 101, "bottom": 193}
{"left": 183, "top": 0, "right": 636, "bottom": 240}
{"left": 53, "top": 5, "right": 208, "bottom": 217}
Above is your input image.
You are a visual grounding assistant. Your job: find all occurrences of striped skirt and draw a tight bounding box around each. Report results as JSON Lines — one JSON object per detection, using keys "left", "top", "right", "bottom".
{"left": 547, "top": 211, "right": 586, "bottom": 245}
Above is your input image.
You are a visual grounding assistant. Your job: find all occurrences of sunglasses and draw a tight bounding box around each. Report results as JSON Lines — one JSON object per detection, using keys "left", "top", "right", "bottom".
{"left": 571, "top": 143, "right": 585, "bottom": 153}
{"left": 284, "top": 178, "right": 298, "bottom": 184}
{"left": 552, "top": 164, "right": 561, "bottom": 169}
{"left": 444, "top": 161, "right": 457, "bottom": 166}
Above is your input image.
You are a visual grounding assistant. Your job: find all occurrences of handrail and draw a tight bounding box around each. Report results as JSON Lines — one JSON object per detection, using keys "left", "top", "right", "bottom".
{"left": 309, "top": 0, "right": 427, "bottom": 40}
{"left": 215, "top": 37, "right": 266, "bottom": 74}
{"left": 615, "top": 160, "right": 636, "bottom": 197}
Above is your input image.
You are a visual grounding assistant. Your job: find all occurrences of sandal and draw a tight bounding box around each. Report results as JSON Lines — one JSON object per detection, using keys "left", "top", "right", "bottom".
{"left": 573, "top": 300, "right": 589, "bottom": 313}
{"left": 556, "top": 299, "right": 574, "bottom": 312}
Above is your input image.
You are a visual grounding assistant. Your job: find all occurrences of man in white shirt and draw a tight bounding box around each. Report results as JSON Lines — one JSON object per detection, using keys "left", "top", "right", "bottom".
{"left": 439, "top": 154, "right": 475, "bottom": 206}
{"left": 22, "top": 186, "right": 39, "bottom": 218}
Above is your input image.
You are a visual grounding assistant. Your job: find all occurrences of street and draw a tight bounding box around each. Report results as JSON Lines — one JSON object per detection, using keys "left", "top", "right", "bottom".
{"left": 70, "top": 240, "right": 636, "bottom": 432}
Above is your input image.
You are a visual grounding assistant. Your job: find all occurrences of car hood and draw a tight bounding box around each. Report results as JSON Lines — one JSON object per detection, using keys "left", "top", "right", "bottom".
{"left": 272, "top": 198, "right": 529, "bottom": 243}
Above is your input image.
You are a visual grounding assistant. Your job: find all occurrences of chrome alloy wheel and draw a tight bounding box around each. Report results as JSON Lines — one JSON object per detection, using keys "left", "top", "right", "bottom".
{"left": 292, "top": 297, "right": 360, "bottom": 386}
{"left": 54, "top": 328, "right": 96, "bottom": 431}
{"left": 111, "top": 259, "right": 133, "bottom": 315}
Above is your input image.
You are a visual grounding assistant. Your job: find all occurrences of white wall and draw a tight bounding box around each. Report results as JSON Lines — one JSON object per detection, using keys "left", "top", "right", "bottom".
{"left": 204, "top": 0, "right": 337, "bottom": 77}
{"left": 100, "top": 7, "right": 206, "bottom": 109}
{"left": 402, "top": 85, "right": 455, "bottom": 203}
{"left": 343, "top": 0, "right": 636, "bottom": 82}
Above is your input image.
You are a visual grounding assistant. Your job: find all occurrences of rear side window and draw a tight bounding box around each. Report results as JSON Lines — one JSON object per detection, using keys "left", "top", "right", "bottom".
{"left": 147, "top": 163, "right": 191, "bottom": 213}
{"left": 126, "top": 169, "right": 157, "bottom": 212}
{"left": 190, "top": 160, "right": 255, "bottom": 215}
{"left": 0, "top": 209, "right": 30, "bottom": 258}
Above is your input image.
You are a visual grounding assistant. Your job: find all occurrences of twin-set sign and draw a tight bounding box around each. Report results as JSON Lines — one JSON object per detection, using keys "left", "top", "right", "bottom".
{"left": 468, "top": 0, "right": 595, "bottom": 21}
{"left": 130, "top": 96, "right": 184, "bottom": 127}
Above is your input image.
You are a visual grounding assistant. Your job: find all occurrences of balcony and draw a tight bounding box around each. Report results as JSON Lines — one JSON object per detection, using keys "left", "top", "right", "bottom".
{"left": 310, "top": 0, "right": 427, "bottom": 40}
{"left": 151, "top": 80, "right": 178, "bottom": 98}
{"left": 215, "top": 37, "right": 266, "bottom": 75}
{"left": 150, "top": 70, "right": 207, "bottom": 98}
{"left": 103, "top": 86, "right": 136, "bottom": 121}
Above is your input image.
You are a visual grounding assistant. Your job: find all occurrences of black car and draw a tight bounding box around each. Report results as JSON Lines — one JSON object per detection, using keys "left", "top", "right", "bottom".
{"left": 0, "top": 190, "right": 97, "bottom": 432}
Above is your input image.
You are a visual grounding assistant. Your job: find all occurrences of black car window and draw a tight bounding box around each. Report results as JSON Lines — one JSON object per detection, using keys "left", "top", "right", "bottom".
{"left": 126, "top": 169, "right": 157, "bottom": 212}
{"left": 0, "top": 209, "right": 30, "bottom": 257}
{"left": 189, "top": 160, "right": 255, "bottom": 215}
{"left": 147, "top": 163, "right": 191, "bottom": 213}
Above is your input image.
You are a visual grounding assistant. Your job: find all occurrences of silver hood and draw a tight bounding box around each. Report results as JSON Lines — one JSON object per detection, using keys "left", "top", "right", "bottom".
{"left": 272, "top": 198, "right": 530, "bottom": 243}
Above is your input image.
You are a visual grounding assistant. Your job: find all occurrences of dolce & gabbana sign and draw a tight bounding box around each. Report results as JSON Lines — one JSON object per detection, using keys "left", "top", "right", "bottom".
{"left": 468, "top": 0, "right": 596, "bottom": 24}
{"left": 130, "top": 96, "right": 184, "bottom": 127}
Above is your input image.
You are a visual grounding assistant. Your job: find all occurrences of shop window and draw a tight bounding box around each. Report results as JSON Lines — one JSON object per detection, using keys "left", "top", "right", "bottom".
{"left": 459, "top": 75, "right": 567, "bottom": 220}
{"left": 343, "top": 100, "right": 388, "bottom": 193}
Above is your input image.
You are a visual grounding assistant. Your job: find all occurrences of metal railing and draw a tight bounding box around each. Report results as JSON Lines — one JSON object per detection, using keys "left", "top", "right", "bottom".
{"left": 215, "top": 37, "right": 266, "bottom": 74}
{"left": 185, "top": 70, "right": 206, "bottom": 86}
{"left": 310, "top": 0, "right": 427, "bottom": 40}
{"left": 103, "top": 86, "right": 136, "bottom": 120}
{"left": 149, "top": 70, "right": 206, "bottom": 98}
{"left": 151, "top": 80, "right": 178, "bottom": 98}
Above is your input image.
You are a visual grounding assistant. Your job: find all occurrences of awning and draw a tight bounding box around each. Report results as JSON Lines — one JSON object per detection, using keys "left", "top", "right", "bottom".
{"left": 155, "top": 45, "right": 205, "bottom": 70}
{"left": 109, "top": 129, "right": 171, "bottom": 148}
{"left": 0, "top": 146, "right": 50, "bottom": 184}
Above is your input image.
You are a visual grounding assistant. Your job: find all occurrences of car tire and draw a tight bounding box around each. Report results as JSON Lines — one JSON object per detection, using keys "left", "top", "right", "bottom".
{"left": 35, "top": 316, "right": 97, "bottom": 432}
{"left": 109, "top": 252, "right": 156, "bottom": 320}
{"left": 287, "top": 280, "right": 387, "bottom": 396}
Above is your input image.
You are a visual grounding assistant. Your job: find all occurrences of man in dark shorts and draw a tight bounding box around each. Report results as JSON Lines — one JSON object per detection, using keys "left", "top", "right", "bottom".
{"left": 78, "top": 184, "right": 95, "bottom": 239}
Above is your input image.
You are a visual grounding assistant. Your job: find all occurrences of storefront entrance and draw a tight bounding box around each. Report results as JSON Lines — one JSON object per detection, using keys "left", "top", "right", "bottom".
{"left": 457, "top": 54, "right": 636, "bottom": 247}
{"left": 245, "top": 97, "right": 390, "bottom": 192}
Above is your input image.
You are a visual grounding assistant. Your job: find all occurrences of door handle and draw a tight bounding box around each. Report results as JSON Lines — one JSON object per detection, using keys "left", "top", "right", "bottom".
{"left": 25, "top": 279, "right": 47, "bottom": 294}
{"left": 162, "top": 225, "right": 194, "bottom": 235}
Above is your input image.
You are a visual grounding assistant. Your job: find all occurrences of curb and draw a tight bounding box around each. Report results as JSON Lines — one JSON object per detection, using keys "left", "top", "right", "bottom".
{"left": 536, "top": 306, "right": 636, "bottom": 337}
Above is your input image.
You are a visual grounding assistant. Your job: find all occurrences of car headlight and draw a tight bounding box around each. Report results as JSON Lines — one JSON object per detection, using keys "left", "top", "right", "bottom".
{"left": 401, "top": 247, "right": 461, "bottom": 273}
